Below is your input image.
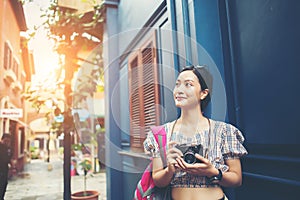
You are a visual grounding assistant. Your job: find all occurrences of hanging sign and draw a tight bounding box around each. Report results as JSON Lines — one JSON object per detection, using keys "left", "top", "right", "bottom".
{"left": 0, "top": 109, "right": 23, "bottom": 118}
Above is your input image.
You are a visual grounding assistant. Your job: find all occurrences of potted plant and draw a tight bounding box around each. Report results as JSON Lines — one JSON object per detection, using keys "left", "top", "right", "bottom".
{"left": 71, "top": 158, "right": 99, "bottom": 200}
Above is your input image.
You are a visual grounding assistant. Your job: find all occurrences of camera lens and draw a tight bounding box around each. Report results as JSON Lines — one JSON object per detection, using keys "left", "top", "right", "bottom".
{"left": 184, "top": 152, "right": 196, "bottom": 164}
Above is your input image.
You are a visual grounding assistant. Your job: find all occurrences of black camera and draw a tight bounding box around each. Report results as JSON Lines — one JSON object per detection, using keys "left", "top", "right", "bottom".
{"left": 175, "top": 144, "right": 203, "bottom": 164}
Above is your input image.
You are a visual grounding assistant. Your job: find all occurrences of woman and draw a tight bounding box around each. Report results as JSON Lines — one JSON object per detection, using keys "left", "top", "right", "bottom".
{"left": 0, "top": 133, "right": 12, "bottom": 200}
{"left": 144, "top": 65, "right": 248, "bottom": 200}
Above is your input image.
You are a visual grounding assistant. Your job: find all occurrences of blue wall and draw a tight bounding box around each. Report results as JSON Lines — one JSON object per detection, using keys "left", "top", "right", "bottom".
{"left": 220, "top": 0, "right": 300, "bottom": 199}
{"left": 104, "top": 0, "right": 300, "bottom": 199}
{"left": 118, "top": 0, "right": 164, "bottom": 54}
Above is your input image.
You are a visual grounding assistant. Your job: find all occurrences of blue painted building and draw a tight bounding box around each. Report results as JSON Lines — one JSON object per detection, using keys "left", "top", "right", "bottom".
{"left": 102, "top": 0, "right": 300, "bottom": 199}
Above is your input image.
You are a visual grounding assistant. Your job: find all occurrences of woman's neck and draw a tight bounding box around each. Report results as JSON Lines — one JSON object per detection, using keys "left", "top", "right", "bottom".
{"left": 175, "top": 107, "right": 209, "bottom": 136}
{"left": 179, "top": 107, "right": 206, "bottom": 126}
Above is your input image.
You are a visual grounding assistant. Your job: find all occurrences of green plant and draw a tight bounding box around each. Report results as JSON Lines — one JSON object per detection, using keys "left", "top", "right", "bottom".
{"left": 72, "top": 143, "right": 83, "bottom": 151}
{"left": 29, "top": 146, "right": 40, "bottom": 159}
{"left": 79, "top": 158, "right": 93, "bottom": 196}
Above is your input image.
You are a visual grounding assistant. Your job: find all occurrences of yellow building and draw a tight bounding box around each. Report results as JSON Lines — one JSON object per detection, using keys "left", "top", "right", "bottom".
{"left": 0, "top": 0, "right": 34, "bottom": 175}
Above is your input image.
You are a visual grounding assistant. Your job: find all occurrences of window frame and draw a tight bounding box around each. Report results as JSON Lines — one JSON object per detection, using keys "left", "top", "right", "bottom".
{"left": 12, "top": 57, "right": 19, "bottom": 79}
{"left": 128, "top": 33, "right": 160, "bottom": 150}
{"left": 4, "top": 42, "right": 12, "bottom": 70}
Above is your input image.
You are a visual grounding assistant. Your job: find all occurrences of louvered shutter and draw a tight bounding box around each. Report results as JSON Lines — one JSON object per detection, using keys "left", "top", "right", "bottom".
{"left": 128, "top": 56, "right": 143, "bottom": 148}
{"left": 141, "top": 42, "right": 160, "bottom": 136}
{"left": 128, "top": 34, "right": 160, "bottom": 151}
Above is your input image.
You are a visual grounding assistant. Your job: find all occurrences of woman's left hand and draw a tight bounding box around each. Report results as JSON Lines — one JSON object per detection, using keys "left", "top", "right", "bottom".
{"left": 176, "top": 153, "right": 217, "bottom": 177}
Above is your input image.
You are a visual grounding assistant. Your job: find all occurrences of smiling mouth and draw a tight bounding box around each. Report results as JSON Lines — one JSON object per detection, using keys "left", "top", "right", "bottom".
{"left": 175, "top": 96, "right": 186, "bottom": 100}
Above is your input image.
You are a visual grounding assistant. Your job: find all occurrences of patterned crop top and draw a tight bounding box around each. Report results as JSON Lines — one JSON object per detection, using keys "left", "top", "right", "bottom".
{"left": 143, "top": 119, "right": 248, "bottom": 188}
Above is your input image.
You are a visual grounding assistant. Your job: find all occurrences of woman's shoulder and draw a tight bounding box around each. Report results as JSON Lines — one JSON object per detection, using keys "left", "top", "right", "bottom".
{"left": 159, "top": 120, "right": 177, "bottom": 137}
{"left": 161, "top": 120, "right": 177, "bottom": 128}
{"left": 209, "top": 119, "right": 242, "bottom": 133}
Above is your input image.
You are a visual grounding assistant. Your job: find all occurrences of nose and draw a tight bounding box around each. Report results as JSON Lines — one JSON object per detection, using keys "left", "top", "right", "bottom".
{"left": 174, "top": 85, "right": 184, "bottom": 95}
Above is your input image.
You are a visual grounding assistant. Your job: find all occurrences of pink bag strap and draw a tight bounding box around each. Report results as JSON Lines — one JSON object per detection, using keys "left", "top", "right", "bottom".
{"left": 151, "top": 126, "right": 167, "bottom": 167}
{"left": 150, "top": 120, "right": 178, "bottom": 168}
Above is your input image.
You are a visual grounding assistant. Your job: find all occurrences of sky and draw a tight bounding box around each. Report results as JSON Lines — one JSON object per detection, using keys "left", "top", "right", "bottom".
{"left": 21, "top": 0, "right": 105, "bottom": 117}
{"left": 22, "top": 0, "right": 60, "bottom": 83}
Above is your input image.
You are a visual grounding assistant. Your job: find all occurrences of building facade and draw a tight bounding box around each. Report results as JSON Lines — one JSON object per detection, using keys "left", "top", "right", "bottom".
{"left": 0, "top": 0, "right": 34, "bottom": 175}
{"left": 102, "top": 0, "right": 300, "bottom": 199}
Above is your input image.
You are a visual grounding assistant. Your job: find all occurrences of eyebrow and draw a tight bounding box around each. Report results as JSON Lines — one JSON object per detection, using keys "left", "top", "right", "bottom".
{"left": 176, "top": 78, "right": 196, "bottom": 82}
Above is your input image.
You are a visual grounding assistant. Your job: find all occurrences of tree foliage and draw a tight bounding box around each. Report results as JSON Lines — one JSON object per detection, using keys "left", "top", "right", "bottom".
{"left": 22, "top": 0, "right": 105, "bottom": 134}
{"left": 22, "top": 0, "right": 105, "bottom": 113}
{"left": 40, "top": 0, "right": 104, "bottom": 55}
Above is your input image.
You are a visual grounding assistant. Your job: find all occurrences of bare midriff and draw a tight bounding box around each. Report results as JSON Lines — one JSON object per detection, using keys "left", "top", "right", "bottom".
{"left": 171, "top": 187, "right": 224, "bottom": 200}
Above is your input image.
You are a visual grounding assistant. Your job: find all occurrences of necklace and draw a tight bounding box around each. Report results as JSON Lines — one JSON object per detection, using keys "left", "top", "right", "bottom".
{"left": 171, "top": 118, "right": 211, "bottom": 159}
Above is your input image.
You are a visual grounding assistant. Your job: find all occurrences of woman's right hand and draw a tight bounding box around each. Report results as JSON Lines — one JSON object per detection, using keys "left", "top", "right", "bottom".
{"left": 166, "top": 141, "right": 183, "bottom": 171}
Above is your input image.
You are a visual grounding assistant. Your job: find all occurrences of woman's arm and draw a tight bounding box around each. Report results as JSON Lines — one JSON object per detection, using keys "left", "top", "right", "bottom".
{"left": 152, "top": 157, "right": 175, "bottom": 187}
{"left": 152, "top": 142, "right": 182, "bottom": 187}
{"left": 176, "top": 155, "right": 243, "bottom": 187}
{"left": 219, "top": 159, "right": 242, "bottom": 187}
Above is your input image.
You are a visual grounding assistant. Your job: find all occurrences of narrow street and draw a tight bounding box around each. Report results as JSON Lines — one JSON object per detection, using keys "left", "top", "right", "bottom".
{"left": 5, "top": 153, "right": 106, "bottom": 200}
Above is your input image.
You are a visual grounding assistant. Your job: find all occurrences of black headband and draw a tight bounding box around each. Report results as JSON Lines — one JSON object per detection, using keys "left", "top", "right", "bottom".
{"left": 181, "top": 65, "right": 209, "bottom": 90}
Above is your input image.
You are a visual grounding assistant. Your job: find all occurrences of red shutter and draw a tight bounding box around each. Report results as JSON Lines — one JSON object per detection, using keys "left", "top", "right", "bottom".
{"left": 128, "top": 56, "right": 143, "bottom": 148}
{"left": 141, "top": 41, "right": 160, "bottom": 135}
{"left": 128, "top": 33, "right": 160, "bottom": 151}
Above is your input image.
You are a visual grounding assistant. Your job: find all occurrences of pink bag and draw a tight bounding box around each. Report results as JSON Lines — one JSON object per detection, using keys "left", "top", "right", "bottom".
{"left": 133, "top": 126, "right": 171, "bottom": 200}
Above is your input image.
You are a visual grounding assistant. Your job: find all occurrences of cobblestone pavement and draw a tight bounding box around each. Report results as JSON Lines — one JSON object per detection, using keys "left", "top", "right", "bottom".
{"left": 5, "top": 154, "right": 106, "bottom": 200}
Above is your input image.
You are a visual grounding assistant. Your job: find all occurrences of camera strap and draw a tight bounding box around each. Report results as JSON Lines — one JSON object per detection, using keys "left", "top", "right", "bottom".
{"left": 169, "top": 118, "right": 211, "bottom": 159}
{"left": 204, "top": 118, "right": 211, "bottom": 159}
{"left": 170, "top": 119, "right": 178, "bottom": 138}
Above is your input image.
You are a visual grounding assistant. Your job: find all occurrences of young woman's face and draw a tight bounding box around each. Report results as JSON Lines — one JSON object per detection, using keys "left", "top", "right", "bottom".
{"left": 173, "top": 70, "right": 204, "bottom": 109}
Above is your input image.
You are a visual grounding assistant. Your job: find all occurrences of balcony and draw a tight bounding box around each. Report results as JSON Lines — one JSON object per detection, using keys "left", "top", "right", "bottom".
{"left": 12, "top": 81, "right": 23, "bottom": 92}
{"left": 3, "top": 69, "right": 17, "bottom": 85}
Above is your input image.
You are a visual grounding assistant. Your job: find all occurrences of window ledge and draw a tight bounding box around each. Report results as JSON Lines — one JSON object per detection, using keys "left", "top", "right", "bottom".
{"left": 118, "top": 150, "right": 151, "bottom": 160}
{"left": 12, "top": 81, "right": 23, "bottom": 92}
{"left": 4, "top": 69, "right": 17, "bottom": 85}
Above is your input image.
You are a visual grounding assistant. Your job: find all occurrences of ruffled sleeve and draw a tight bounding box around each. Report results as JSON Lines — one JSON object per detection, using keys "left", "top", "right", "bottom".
{"left": 143, "top": 121, "right": 175, "bottom": 157}
{"left": 222, "top": 123, "right": 248, "bottom": 159}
